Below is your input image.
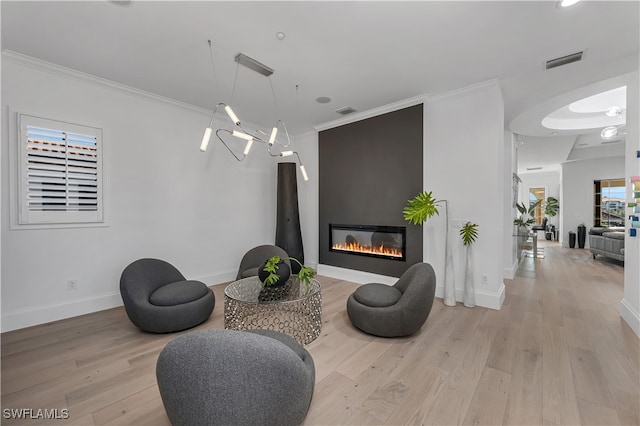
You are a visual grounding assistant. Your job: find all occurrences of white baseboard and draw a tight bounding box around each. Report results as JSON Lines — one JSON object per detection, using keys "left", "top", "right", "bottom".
{"left": 1, "top": 291, "right": 123, "bottom": 333}
{"left": 434, "top": 281, "right": 505, "bottom": 310}
{"left": 195, "top": 268, "right": 237, "bottom": 286}
{"left": 620, "top": 298, "right": 640, "bottom": 338}
{"left": 1, "top": 268, "right": 240, "bottom": 333}
{"left": 504, "top": 261, "right": 518, "bottom": 280}
{"left": 319, "top": 264, "right": 505, "bottom": 310}
{"left": 317, "top": 264, "right": 397, "bottom": 285}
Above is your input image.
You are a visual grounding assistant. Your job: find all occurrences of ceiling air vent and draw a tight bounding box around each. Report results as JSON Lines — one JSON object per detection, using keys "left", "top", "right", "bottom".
{"left": 546, "top": 51, "right": 583, "bottom": 70}
{"left": 335, "top": 106, "right": 357, "bottom": 116}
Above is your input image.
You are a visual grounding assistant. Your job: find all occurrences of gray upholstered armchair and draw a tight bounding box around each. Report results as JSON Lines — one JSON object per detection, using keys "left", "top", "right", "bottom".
{"left": 346, "top": 262, "right": 436, "bottom": 337}
{"left": 236, "top": 245, "right": 291, "bottom": 280}
{"left": 156, "top": 329, "right": 315, "bottom": 426}
{"left": 120, "top": 258, "right": 215, "bottom": 333}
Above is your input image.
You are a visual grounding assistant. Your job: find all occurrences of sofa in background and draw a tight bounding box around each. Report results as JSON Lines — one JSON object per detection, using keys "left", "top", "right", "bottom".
{"left": 589, "top": 227, "right": 625, "bottom": 262}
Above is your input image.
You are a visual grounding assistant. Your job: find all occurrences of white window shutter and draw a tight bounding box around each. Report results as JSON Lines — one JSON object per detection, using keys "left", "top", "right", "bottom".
{"left": 18, "top": 114, "right": 103, "bottom": 225}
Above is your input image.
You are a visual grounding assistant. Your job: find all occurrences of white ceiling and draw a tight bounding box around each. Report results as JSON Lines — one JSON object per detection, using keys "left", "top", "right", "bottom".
{"left": 2, "top": 1, "right": 639, "bottom": 173}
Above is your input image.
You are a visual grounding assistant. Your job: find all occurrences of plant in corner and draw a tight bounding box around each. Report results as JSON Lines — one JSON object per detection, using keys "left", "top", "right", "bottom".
{"left": 460, "top": 222, "right": 479, "bottom": 308}
{"left": 543, "top": 196, "right": 559, "bottom": 240}
{"left": 260, "top": 255, "right": 315, "bottom": 288}
{"left": 544, "top": 196, "right": 559, "bottom": 217}
{"left": 403, "top": 191, "right": 456, "bottom": 306}
{"left": 403, "top": 191, "right": 443, "bottom": 225}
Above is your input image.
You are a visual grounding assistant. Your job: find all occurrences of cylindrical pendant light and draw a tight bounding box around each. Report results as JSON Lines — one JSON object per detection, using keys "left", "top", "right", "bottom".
{"left": 268, "top": 127, "right": 278, "bottom": 145}
{"left": 299, "top": 164, "right": 309, "bottom": 181}
{"left": 200, "top": 127, "right": 213, "bottom": 152}
{"left": 225, "top": 105, "right": 241, "bottom": 126}
{"left": 243, "top": 139, "right": 254, "bottom": 156}
{"left": 232, "top": 130, "right": 253, "bottom": 141}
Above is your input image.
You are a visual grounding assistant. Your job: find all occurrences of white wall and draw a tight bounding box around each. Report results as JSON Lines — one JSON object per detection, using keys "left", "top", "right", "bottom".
{"left": 1, "top": 56, "right": 281, "bottom": 331}
{"left": 504, "top": 132, "right": 518, "bottom": 279}
{"left": 425, "top": 80, "right": 505, "bottom": 309}
{"left": 622, "top": 71, "right": 640, "bottom": 338}
{"left": 560, "top": 156, "right": 625, "bottom": 247}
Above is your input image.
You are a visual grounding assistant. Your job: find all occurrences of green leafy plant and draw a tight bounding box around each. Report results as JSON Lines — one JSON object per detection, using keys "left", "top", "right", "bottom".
{"left": 460, "top": 222, "right": 479, "bottom": 246}
{"left": 514, "top": 200, "right": 541, "bottom": 230}
{"left": 544, "top": 196, "right": 559, "bottom": 217}
{"left": 262, "top": 255, "right": 315, "bottom": 287}
{"left": 403, "top": 191, "right": 443, "bottom": 225}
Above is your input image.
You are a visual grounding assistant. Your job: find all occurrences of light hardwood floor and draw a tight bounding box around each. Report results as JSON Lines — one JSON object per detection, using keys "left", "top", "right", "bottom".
{"left": 2, "top": 241, "right": 638, "bottom": 425}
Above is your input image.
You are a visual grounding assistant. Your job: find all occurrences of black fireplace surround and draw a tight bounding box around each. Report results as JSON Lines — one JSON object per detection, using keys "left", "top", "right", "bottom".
{"left": 319, "top": 104, "right": 423, "bottom": 277}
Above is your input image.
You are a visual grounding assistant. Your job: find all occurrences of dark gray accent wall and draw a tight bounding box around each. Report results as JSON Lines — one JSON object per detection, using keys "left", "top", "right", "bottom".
{"left": 319, "top": 104, "right": 423, "bottom": 277}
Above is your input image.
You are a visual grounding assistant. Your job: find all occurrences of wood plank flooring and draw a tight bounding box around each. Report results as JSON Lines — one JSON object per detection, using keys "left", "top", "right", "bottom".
{"left": 2, "top": 241, "right": 638, "bottom": 425}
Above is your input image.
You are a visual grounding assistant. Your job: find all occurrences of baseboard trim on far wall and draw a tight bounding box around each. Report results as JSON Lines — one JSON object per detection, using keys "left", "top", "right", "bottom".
{"left": 1, "top": 268, "right": 241, "bottom": 333}
{"left": 317, "top": 264, "right": 397, "bottom": 285}
{"left": 320, "top": 264, "right": 506, "bottom": 311}
{"left": 1, "top": 291, "right": 123, "bottom": 333}
{"left": 620, "top": 298, "right": 640, "bottom": 338}
{"left": 434, "top": 281, "right": 505, "bottom": 310}
{"left": 504, "top": 261, "right": 518, "bottom": 280}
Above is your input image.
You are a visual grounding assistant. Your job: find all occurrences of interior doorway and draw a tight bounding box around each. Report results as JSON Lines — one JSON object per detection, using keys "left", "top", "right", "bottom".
{"left": 529, "top": 187, "right": 545, "bottom": 225}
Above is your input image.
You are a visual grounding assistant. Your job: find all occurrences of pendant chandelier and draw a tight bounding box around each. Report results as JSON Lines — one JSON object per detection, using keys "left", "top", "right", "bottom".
{"left": 199, "top": 40, "right": 308, "bottom": 181}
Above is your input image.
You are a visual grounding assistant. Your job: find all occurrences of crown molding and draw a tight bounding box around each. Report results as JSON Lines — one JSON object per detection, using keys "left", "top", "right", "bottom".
{"left": 314, "top": 93, "right": 428, "bottom": 132}
{"left": 2, "top": 50, "right": 212, "bottom": 115}
{"left": 428, "top": 78, "right": 502, "bottom": 102}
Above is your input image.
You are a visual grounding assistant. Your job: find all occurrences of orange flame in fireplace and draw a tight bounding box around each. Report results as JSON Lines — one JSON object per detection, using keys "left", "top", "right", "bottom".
{"left": 332, "top": 242, "right": 403, "bottom": 258}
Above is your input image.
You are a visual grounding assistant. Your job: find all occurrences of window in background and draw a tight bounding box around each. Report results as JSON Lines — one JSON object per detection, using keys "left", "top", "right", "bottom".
{"left": 529, "top": 187, "right": 545, "bottom": 225}
{"left": 594, "top": 179, "right": 625, "bottom": 227}
{"left": 16, "top": 113, "right": 103, "bottom": 226}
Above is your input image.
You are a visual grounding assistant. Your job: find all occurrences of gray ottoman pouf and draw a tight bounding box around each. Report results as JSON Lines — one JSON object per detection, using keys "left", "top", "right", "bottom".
{"left": 156, "top": 329, "right": 315, "bottom": 426}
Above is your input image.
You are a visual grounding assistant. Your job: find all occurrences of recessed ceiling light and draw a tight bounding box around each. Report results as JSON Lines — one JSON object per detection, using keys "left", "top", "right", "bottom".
{"left": 315, "top": 96, "right": 332, "bottom": 104}
{"left": 275, "top": 32, "right": 286, "bottom": 41}
{"left": 605, "top": 106, "right": 625, "bottom": 117}
{"left": 559, "top": 0, "right": 580, "bottom": 7}
{"left": 601, "top": 126, "right": 618, "bottom": 139}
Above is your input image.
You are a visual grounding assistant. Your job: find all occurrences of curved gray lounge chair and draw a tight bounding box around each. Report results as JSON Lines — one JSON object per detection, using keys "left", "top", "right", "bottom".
{"left": 120, "top": 258, "right": 215, "bottom": 333}
{"left": 346, "top": 262, "right": 436, "bottom": 337}
{"left": 236, "top": 244, "right": 291, "bottom": 280}
{"left": 156, "top": 329, "right": 315, "bottom": 426}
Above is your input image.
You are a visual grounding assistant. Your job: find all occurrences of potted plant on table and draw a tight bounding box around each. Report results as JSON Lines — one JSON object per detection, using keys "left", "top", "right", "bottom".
{"left": 259, "top": 255, "right": 315, "bottom": 288}
{"left": 513, "top": 200, "right": 541, "bottom": 233}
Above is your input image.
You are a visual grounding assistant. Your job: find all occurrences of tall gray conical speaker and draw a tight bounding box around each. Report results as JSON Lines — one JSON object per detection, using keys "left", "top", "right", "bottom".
{"left": 275, "top": 162, "right": 304, "bottom": 273}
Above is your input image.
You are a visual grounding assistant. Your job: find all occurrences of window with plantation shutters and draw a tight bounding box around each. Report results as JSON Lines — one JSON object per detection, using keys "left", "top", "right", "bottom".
{"left": 17, "top": 114, "right": 103, "bottom": 225}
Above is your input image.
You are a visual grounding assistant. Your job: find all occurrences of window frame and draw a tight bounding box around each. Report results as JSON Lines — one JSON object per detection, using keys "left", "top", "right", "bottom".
{"left": 594, "top": 178, "right": 626, "bottom": 227}
{"left": 9, "top": 110, "right": 106, "bottom": 229}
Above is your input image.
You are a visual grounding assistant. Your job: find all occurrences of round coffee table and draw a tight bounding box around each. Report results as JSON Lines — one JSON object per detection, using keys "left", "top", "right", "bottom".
{"left": 224, "top": 276, "right": 322, "bottom": 345}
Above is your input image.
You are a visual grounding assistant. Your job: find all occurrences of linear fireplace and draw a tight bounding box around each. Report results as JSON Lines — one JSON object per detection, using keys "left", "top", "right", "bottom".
{"left": 329, "top": 224, "right": 406, "bottom": 261}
